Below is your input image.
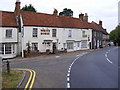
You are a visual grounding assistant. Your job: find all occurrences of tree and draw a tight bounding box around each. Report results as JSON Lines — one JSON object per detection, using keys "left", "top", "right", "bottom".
{"left": 21, "top": 4, "right": 37, "bottom": 12}
{"left": 109, "top": 26, "right": 120, "bottom": 46}
{"left": 59, "top": 8, "right": 73, "bottom": 17}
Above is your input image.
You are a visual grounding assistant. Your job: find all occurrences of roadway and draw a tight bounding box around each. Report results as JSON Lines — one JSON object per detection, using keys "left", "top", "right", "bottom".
{"left": 8, "top": 46, "right": 119, "bottom": 89}
{"left": 69, "top": 46, "right": 119, "bottom": 88}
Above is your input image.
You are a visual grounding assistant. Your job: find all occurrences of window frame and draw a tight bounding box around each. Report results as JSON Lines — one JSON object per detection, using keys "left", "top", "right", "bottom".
{"left": 52, "top": 29, "right": 57, "bottom": 37}
{"left": 81, "top": 40, "right": 87, "bottom": 48}
{"left": 32, "top": 43, "right": 38, "bottom": 51}
{"left": 6, "top": 29, "right": 12, "bottom": 38}
{"left": 32, "top": 28, "right": 38, "bottom": 37}
{"left": 0, "top": 44, "right": 4, "bottom": 54}
{"left": 5, "top": 44, "right": 12, "bottom": 54}
{"left": 68, "top": 30, "right": 72, "bottom": 37}
{"left": 67, "top": 42, "right": 73, "bottom": 50}
{"left": 82, "top": 31, "right": 86, "bottom": 37}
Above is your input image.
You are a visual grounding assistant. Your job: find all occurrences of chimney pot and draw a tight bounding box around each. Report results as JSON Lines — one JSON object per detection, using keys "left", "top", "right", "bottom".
{"left": 14, "top": 0, "right": 21, "bottom": 17}
{"left": 16, "top": 0, "right": 20, "bottom": 2}
{"left": 53, "top": 9, "right": 58, "bottom": 16}
{"left": 79, "top": 13, "right": 84, "bottom": 21}
{"left": 84, "top": 13, "right": 88, "bottom": 22}
{"left": 99, "top": 20, "right": 102, "bottom": 27}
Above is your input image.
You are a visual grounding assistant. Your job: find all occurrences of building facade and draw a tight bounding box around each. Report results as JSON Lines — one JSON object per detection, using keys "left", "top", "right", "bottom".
{"left": 0, "top": 11, "right": 19, "bottom": 58}
{"left": 0, "top": 0, "right": 108, "bottom": 58}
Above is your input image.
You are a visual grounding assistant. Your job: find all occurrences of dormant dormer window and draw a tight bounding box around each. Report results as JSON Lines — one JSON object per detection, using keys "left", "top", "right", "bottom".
{"left": 52, "top": 29, "right": 57, "bottom": 37}
{"left": 68, "top": 30, "right": 72, "bottom": 37}
{"left": 33, "top": 28, "right": 38, "bottom": 37}
{"left": 6, "top": 29, "right": 12, "bottom": 38}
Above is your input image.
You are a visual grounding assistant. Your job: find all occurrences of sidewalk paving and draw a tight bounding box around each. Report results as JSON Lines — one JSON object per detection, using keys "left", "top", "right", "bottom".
{"left": 8, "top": 49, "right": 95, "bottom": 62}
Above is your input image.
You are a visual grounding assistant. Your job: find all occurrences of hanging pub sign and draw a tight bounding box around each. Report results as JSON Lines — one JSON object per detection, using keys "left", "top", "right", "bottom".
{"left": 41, "top": 28, "right": 50, "bottom": 35}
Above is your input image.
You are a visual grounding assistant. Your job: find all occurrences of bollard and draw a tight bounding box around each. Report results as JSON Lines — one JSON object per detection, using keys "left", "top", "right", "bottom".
{"left": 6, "top": 60, "right": 10, "bottom": 74}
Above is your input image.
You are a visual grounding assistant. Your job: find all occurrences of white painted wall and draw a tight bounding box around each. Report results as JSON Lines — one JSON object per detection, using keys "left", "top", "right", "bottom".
{"left": 22, "top": 26, "right": 92, "bottom": 53}
{"left": 0, "top": 27, "right": 18, "bottom": 43}
{"left": 22, "top": 26, "right": 62, "bottom": 52}
{"left": 0, "top": 27, "right": 18, "bottom": 58}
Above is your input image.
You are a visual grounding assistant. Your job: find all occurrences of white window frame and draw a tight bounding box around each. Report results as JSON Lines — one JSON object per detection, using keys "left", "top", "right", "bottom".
{"left": 81, "top": 40, "right": 87, "bottom": 48}
{"left": 77, "top": 42, "right": 80, "bottom": 47}
{"left": 68, "top": 30, "right": 72, "bottom": 37}
{"left": 0, "top": 44, "right": 3, "bottom": 54}
{"left": 32, "top": 43, "right": 38, "bottom": 51}
{"left": 82, "top": 31, "right": 86, "bottom": 37}
{"left": 0, "top": 44, "right": 16, "bottom": 55}
{"left": 6, "top": 29, "right": 12, "bottom": 38}
{"left": 52, "top": 29, "right": 57, "bottom": 37}
{"left": 32, "top": 28, "right": 38, "bottom": 37}
{"left": 67, "top": 42, "right": 73, "bottom": 50}
{"left": 5, "top": 44, "right": 12, "bottom": 54}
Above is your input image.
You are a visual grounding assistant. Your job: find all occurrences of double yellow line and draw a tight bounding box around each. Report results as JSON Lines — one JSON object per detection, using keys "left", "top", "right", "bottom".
{"left": 14, "top": 68, "right": 36, "bottom": 90}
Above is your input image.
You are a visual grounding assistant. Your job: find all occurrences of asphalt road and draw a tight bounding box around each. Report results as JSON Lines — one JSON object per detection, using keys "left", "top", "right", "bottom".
{"left": 70, "top": 46, "right": 119, "bottom": 88}
{"left": 10, "top": 50, "right": 91, "bottom": 88}
{"left": 7, "top": 46, "right": 119, "bottom": 89}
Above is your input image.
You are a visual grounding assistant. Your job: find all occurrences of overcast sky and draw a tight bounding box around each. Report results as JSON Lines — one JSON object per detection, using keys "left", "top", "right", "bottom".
{"left": 0, "top": 0, "right": 119, "bottom": 33}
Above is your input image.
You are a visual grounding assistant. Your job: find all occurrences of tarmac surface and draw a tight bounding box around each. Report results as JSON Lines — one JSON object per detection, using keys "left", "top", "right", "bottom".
{"left": 3, "top": 46, "right": 119, "bottom": 89}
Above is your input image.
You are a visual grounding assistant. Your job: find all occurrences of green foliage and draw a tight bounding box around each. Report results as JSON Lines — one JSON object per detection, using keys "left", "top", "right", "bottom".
{"left": 59, "top": 8, "right": 73, "bottom": 17}
{"left": 2, "top": 69, "right": 23, "bottom": 88}
{"left": 110, "top": 26, "right": 120, "bottom": 45}
{"left": 21, "top": 4, "right": 37, "bottom": 12}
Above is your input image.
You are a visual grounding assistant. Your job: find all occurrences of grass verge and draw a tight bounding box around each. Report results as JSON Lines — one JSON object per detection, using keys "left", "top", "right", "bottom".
{"left": 2, "top": 69, "right": 23, "bottom": 88}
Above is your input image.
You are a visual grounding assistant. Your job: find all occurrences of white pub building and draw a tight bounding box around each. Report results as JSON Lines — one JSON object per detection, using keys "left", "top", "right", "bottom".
{"left": 0, "top": 0, "right": 108, "bottom": 59}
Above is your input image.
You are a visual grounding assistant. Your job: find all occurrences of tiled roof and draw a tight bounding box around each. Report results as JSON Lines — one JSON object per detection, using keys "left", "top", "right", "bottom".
{"left": 0, "top": 11, "right": 18, "bottom": 27}
{"left": 90, "top": 21, "right": 109, "bottom": 34}
{"left": 90, "top": 21, "right": 104, "bottom": 31}
{"left": 21, "top": 11, "right": 91, "bottom": 29}
{"left": 0, "top": 10, "right": 107, "bottom": 34}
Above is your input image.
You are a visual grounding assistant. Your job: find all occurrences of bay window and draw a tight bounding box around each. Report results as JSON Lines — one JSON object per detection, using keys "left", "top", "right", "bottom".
{"left": 0, "top": 44, "right": 15, "bottom": 55}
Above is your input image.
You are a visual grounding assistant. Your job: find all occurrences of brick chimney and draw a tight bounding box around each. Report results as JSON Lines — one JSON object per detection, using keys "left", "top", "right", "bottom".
{"left": 53, "top": 8, "right": 58, "bottom": 16}
{"left": 99, "top": 20, "right": 102, "bottom": 27}
{"left": 14, "top": 0, "right": 21, "bottom": 17}
{"left": 79, "top": 13, "right": 84, "bottom": 21}
{"left": 14, "top": 0, "right": 21, "bottom": 32}
{"left": 83, "top": 13, "right": 88, "bottom": 22}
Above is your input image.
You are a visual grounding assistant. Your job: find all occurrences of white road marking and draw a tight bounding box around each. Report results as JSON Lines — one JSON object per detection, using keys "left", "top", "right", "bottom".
{"left": 66, "top": 52, "right": 88, "bottom": 88}
{"left": 69, "top": 67, "right": 71, "bottom": 71}
{"left": 107, "top": 58, "right": 113, "bottom": 64}
{"left": 67, "top": 77, "right": 70, "bottom": 81}
{"left": 56, "top": 56, "right": 60, "bottom": 58}
{"left": 67, "top": 73, "right": 70, "bottom": 77}
{"left": 108, "top": 50, "right": 111, "bottom": 52}
{"left": 69, "top": 65, "right": 72, "bottom": 68}
{"left": 67, "top": 83, "right": 70, "bottom": 88}
{"left": 105, "top": 54, "right": 107, "bottom": 57}
{"left": 105, "top": 49, "right": 113, "bottom": 64}
{"left": 68, "top": 70, "right": 70, "bottom": 73}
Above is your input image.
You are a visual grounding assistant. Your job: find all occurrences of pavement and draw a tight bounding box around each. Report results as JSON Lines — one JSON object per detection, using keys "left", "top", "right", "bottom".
{"left": 3, "top": 46, "right": 119, "bottom": 88}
